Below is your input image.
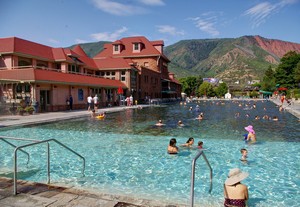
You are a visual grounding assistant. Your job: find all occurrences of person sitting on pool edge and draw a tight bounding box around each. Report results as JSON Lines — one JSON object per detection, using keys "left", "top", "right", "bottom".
{"left": 224, "top": 168, "right": 249, "bottom": 207}
{"left": 167, "top": 138, "right": 178, "bottom": 154}
{"left": 181, "top": 137, "right": 194, "bottom": 147}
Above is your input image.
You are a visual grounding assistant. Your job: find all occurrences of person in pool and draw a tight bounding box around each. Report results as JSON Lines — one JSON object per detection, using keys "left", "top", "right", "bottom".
{"left": 91, "top": 109, "right": 97, "bottom": 118}
{"left": 155, "top": 119, "right": 165, "bottom": 126}
{"left": 197, "top": 141, "right": 203, "bottom": 149}
{"left": 177, "top": 120, "right": 185, "bottom": 127}
{"left": 244, "top": 125, "right": 256, "bottom": 143}
{"left": 181, "top": 137, "right": 194, "bottom": 147}
{"left": 224, "top": 168, "right": 249, "bottom": 207}
{"left": 240, "top": 148, "right": 248, "bottom": 162}
{"left": 167, "top": 138, "right": 178, "bottom": 154}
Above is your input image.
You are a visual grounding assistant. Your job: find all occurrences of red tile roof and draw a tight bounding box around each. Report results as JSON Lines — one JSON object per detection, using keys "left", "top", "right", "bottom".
{"left": 0, "top": 69, "right": 126, "bottom": 88}
{"left": 94, "top": 57, "right": 134, "bottom": 69}
{"left": 94, "top": 36, "right": 164, "bottom": 58}
{"left": 0, "top": 37, "right": 54, "bottom": 60}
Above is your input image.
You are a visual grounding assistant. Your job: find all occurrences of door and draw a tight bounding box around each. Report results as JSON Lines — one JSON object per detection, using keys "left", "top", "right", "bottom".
{"left": 40, "top": 90, "right": 50, "bottom": 112}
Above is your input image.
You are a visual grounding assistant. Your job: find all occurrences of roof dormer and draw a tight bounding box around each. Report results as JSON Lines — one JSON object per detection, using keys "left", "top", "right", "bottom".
{"left": 132, "top": 41, "right": 144, "bottom": 53}
{"left": 112, "top": 40, "right": 124, "bottom": 54}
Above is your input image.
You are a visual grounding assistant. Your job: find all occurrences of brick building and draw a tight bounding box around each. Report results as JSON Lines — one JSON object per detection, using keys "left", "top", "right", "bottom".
{"left": 0, "top": 36, "right": 181, "bottom": 113}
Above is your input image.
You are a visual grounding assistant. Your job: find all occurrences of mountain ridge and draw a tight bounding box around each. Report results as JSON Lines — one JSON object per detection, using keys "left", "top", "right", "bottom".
{"left": 69, "top": 35, "right": 300, "bottom": 84}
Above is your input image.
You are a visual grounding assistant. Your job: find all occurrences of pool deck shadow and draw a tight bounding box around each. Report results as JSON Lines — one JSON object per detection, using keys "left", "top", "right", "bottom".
{"left": 0, "top": 177, "right": 187, "bottom": 207}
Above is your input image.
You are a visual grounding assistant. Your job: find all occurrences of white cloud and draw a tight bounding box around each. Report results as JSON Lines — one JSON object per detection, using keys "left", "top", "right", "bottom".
{"left": 75, "top": 39, "right": 88, "bottom": 44}
{"left": 156, "top": 25, "right": 185, "bottom": 36}
{"left": 189, "top": 13, "right": 220, "bottom": 36}
{"left": 90, "top": 27, "right": 128, "bottom": 41}
{"left": 138, "top": 0, "right": 165, "bottom": 6}
{"left": 244, "top": 0, "right": 298, "bottom": 28}
{"left": 48, "top": 38, "right": 60, "bottom": 44}
{"left": 90, "top": 0, "right": 145, "bottom": 16}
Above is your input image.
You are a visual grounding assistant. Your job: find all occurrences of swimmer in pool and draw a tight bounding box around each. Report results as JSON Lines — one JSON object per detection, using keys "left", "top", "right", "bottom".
{"left": 155, "top": 120, "right": 165, "bottom": 126}
{"left": 178, "top": 120, "right": 185, "bottom": 127}
{"left": 181, "top": 137, "right": 194, "bottom": 147}
{"left": 244, "top": 125, "right": 256, "bottom": 143}
{"left": 167, "top": 138, "right": 178, "bottom": 154}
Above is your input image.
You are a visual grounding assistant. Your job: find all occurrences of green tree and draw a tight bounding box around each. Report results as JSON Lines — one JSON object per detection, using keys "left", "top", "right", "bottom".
{"left": 215, "top": 82, "right": 228, "bottom": 97}
{"left": 294, "top": 62, "right": 300, "bottom": 86}
{"left": 179, "top": 76, "right": 203, "bottom": 96}
{"left": 198, "top": 82, "right": 215, "bottom": 97}
{"left": 261, "top": 65, "right": 276, "bottom": 91}
{"left": 274, "top": 51, "right": 300, "bottom": 88}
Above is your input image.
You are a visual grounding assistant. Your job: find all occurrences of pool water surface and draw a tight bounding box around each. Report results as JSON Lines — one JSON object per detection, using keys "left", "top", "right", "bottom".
{"left": 0, "top": 100, "right": 299, "bottom": 207}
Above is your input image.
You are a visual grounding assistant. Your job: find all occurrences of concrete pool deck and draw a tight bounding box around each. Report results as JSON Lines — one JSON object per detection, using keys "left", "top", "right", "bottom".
{"left": 0, "top": 99, "right": 299, "bottom": 207}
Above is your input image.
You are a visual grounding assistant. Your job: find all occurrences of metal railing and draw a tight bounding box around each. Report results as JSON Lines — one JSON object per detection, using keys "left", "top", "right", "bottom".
{"left": 0, "top": 136, "right": 85, "bottom": 195}
{"left": 190, "top": 150, "right": 213, "bottom": 207}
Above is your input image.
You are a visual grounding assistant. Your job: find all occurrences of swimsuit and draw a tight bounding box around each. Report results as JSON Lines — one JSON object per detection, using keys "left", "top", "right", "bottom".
{"left": 224, "top": 198, "right": 246, "bottom": 207}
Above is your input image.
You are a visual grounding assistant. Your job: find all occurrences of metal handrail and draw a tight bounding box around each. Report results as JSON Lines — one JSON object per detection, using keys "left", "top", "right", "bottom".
{"left": 190, "top": 150, "right": 213, "bottom": 207}
{"left": 0, "top": 136, "right": 85, "bottom": 195}
{"left": 0, "top": 138, "right": 30, "bottom": 165}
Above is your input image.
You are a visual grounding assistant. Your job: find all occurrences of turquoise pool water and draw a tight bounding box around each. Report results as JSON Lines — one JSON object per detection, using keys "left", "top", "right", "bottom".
{"left": 0, "top": 100, "right": 299, "bottom": 206}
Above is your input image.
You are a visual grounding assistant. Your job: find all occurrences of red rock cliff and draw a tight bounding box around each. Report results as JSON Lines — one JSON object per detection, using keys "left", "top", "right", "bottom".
{"left": 254, "top": 35, "right": 300, "bottom": 57}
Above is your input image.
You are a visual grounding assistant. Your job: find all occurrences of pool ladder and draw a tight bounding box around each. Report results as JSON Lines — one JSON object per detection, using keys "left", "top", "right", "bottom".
{"left": 190, "top": 150, "right": 213, "bottom": 207}
{"left": 0, "top": 136, "right": 85, "bottom": 195}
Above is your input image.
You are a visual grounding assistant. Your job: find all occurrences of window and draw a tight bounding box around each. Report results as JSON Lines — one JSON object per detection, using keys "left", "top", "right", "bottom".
{"left": 55, "top": 63, "right": 61, "bottom": 70}
{"left": 78, "top": 89, "right": 84, "bottom": 101}
{"left": 16, "top": 85, "right": 22, "bottom": 93}
{"left": 25, "top": 84, "right": 31, "bottom": 92}
{"left": 114, "top": 45, "right": 119, "bottom": 51}
{"left": 134, "top": 43, "right": 139, "bottom": 50}
{"left": 37, "top": 60, "right": 48, "bottom": 68}
{"left": 144, "top": 62, "right": 149, "bottom": 67}
{"left": 121, "top": 71, "right": 126, "bottom": 82}
{"left": 106, "top": 72, "right": 110, "bottom": 76}
{"left": 18, "top": 57, "right": 31, "bottom": 67}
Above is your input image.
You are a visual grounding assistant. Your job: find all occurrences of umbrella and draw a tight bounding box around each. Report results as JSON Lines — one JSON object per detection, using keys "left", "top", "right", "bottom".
{"left": 278, "top": 87, "right": 288, "bottom": 91}
{"left": 117, "top": 87, "right": 123, "bottom": 95}
{"left": 259, "top": 90, "right": 273, "bottom": 95}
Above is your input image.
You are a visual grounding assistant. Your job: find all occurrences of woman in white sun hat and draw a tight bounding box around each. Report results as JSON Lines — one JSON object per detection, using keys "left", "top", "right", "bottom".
{"left": 224, "top": 168, "right": 249, "bottom": 207}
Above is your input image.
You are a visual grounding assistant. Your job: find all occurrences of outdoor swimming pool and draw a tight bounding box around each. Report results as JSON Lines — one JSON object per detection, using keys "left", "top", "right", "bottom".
{"left": 0, "top": 100, "right": 299, "bottom": 206}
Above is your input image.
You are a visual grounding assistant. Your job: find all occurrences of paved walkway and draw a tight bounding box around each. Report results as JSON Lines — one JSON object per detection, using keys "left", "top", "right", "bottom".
{"left": 0, "top": 106, "right": 141, "bottom": 128}
{"left": 269, "top": 97, "right": 300, "bottom": 119}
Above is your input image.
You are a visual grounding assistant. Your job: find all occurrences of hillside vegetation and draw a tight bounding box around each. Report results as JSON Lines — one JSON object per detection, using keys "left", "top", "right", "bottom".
{"left": 68, "top": 36, "right": 300, "bottom": 84}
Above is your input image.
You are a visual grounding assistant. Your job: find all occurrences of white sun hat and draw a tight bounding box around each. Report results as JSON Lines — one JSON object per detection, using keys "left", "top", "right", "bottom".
{"left": 225, "top": 168, "right": 249, "bottom": 185}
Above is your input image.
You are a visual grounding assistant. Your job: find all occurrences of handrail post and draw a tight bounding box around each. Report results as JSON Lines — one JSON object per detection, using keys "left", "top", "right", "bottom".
{"left": 190, "top": 150, "right": 213, "bottom": 207}
{"left": 1, "top": 136, "right": 86, "bottom": 195}
{"left": 190, "top": 158, "right": 196, "bottom": 207}
{"left": 47, "top": 142, "right": 50, "bottom": 184}
{"left": 0, "top": 138, "right": 30, "bottom": 165}
{"left": 13, "top": 148, "right": 18, "bottom": 195}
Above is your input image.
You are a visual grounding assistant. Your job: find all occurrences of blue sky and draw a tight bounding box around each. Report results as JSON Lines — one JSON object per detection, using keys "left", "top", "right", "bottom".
{"left": 1, "top": 0, "right": 300, "bottom": 47}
